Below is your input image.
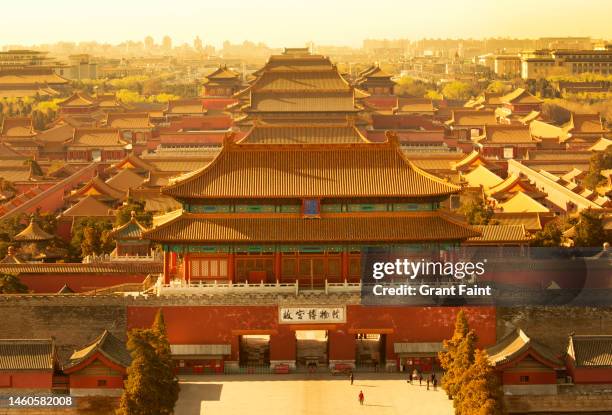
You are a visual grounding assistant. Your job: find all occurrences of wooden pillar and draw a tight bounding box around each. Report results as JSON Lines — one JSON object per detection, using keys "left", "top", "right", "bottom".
{"left": 183, "top": 253, "right": 190, "bottom": 282}
{"left": 227, "top": 253, "right": 235, "bottom": 282}
{"left": 341, "top": 251, "right": 349, "bottom": 281}
{"left": 163, "top": 251, "right": 171, "bottom": 284}
{"left": 274, "top": 251, "right": 282, "bottom": 283}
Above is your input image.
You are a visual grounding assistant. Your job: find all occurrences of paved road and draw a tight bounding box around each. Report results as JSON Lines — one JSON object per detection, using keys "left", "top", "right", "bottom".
{"left": 175, "top": 373, "right": 453, "bottom": 415}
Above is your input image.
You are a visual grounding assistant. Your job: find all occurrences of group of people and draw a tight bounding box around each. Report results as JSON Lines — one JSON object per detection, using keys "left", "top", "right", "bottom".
{"left": 407, "top": 368, "right": 437, "bottom": 391}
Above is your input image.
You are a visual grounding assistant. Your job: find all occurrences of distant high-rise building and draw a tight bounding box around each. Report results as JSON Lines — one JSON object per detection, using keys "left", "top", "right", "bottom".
{"left": 162, "top": 36, "right": 172, "bottom": 51}
{"left": 144, "top": 36, "right": 154, "bottom": 50}
{"left": 194, "top": 36, "right": 203, "bottom": 51}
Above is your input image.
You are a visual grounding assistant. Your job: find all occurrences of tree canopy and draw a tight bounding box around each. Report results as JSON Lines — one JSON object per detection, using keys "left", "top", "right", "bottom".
{"left": 441, "top": 81, "right": 474, "bottom": 100}
{"left": 117, "top": 310, "right": 179, "bottom": 415}
{"left": 115, "top": 199, "right": 153, "bottom": 228}
{"left": 454, "top": 349, "right": 503, "bottom": 415}
{"left": 459, "top": 197, "right": 494, "bottom": 225}
{"left": 0, "top": 274, "right": 29, "bottom": 294}
{"left": 70, "top": 217, "right": 114, "bottom": 259}
{"left": 439, "top": 310, "right": 477, "bottom": 399}
{"left": 573, "top": 209, "right": 606, "bottom": 248}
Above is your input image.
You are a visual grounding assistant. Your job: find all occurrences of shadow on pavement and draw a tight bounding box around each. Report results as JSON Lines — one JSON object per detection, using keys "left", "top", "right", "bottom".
{"left": 174, "top": 383, "right": 223, "bottom": 415}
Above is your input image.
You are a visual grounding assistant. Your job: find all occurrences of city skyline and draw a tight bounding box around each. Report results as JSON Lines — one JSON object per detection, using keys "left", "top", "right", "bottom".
{"left": 2, "top": 0, "right": 612, "bottom": 49}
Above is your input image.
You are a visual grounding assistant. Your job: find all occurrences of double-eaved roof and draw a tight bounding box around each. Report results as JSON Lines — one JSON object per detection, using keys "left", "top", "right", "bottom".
{"left": 162, "top": 137, "right": 460, "bottom": 200}
{"left": 237, "top": 123, "right": 369, "bottom": 144}
{"left": 143, "top": 211, "right": 480, "bottom": 243}
{"left": 237, "top": 50, "right": 361, "bottom": 115}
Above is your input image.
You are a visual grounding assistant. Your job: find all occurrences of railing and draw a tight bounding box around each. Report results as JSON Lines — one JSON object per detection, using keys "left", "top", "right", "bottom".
{"left": 154, "top": 278, "right": 362, "bottom": 296}
{"left": 156, "top": 279, "right": 298, "bottom": 296}
{"left": 83, "top": 251, "right": 163, "bottom": 264}
{"left": 325, "top": 280, "right": 361, "bottom": 294}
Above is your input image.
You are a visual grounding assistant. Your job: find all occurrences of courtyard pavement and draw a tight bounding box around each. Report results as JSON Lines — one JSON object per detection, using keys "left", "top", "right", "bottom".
{"left": 175, "top": 373, "right": 454, "bottom": 415}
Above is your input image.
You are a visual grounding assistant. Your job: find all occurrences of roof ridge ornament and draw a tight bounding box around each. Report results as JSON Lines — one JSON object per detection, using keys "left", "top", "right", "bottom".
{"left": 384, "top": 130, "right": 399, "bottom": 146}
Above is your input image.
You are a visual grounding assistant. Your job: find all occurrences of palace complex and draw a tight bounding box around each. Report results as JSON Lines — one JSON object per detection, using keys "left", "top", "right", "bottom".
{"left": 0, "top": 48, "right": 611, "bottom": 413}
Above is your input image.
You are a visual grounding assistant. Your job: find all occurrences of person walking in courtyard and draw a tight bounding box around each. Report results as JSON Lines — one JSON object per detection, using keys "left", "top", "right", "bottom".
{"left": 358, "top": 390, "right": 364, "bottom": 405}
{"left": 407, "top": 371, "right": 412, "bottom": 384}
{"left": 412, "top": 368, "right": 419, "bottom": 385}
{"left": 418, "top": 371, "right": 423, "bottom": 386}
{"left": 431, "top": 373, "right": 438, "bottom": 391}
{"left": 426, "top": 377, "right": 430, "bottom": 390}
{"left": 350, "top": 371, "right": 354, "bottom": 385}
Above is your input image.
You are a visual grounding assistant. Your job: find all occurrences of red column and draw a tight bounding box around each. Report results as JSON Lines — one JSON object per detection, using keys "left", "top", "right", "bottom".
{"left": 274, "top": 251, "right": 282, "bottom": 282}
{"left": 183, "top": 253, "right": 190, "bottom": 282}
{"left": 227, "top": 253, "right": 235, "bottom": 282}
{"left": 341, "top": 251, "right": 349, "bottom": 281}
{"left": 163, "top": 251, "right": 171, "bottom": 284}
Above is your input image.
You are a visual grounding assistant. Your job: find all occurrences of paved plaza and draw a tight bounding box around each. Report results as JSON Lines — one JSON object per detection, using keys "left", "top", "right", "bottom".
{"left": 175, "top": 373, "right": 454, "bottom": 415}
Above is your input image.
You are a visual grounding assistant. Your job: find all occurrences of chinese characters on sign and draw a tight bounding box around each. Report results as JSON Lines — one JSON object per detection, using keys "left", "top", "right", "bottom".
{"left": 279, "top": 307, "right": 346, "bottom": 324}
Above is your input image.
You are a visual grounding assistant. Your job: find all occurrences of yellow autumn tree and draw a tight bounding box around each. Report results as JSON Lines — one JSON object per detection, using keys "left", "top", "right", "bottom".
{"left": 453, "top": 349, "right": 503, "bottom": 415}
{"left": 439, "top": 310, "right": 477, "bottom": 399}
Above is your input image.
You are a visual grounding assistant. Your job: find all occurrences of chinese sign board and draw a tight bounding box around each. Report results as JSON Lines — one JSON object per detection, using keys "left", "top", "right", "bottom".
{"left": 279, "top": 306, "right": 346, "bottom": 324}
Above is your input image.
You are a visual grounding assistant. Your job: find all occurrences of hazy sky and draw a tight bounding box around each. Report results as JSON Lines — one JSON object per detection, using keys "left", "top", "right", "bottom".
{"left": 2, "top": 0, "right": 611, "bottom": 48}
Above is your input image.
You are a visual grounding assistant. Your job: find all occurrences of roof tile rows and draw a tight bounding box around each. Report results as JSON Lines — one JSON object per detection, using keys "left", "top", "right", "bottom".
{"left": 143, "top": 212, "right": 480, "bottom": 243}
{"left": 0, "top": 339, "right": 55, "bottom": 370}
{"left": 163, "top": 140, "right": 460, "bottom": 199}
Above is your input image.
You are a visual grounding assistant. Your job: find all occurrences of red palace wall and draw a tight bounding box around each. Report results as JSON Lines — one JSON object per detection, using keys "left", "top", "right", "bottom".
{"left": 567, "top": 364, "right": 612, "bottom": 384}
{"left": 127, "top": 305, "right": 496, "bottom": 362}
{"left": 69, "top": 375, "right": 124, "bottom": 389}
{"left": 0, "top": 372, "right": 52, "bottom": 389}
{"left": 502, "top": 370, "right": 557, "bottom": 385}
{"left": 21, "top": 273, "right": 149, "bottom": 293}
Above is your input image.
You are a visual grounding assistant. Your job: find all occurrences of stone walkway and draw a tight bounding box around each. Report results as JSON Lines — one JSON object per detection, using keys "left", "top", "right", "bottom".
{"left": 175, "top": 373, "right": 453, "bottom": 415}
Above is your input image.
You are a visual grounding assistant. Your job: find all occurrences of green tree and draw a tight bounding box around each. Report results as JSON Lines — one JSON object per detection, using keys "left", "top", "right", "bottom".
{"left": 439, "top": 310, "right": 477, "bottom": 399}
{"left": 117, "top": 326, "right": 178, "bottom": 415}
{"left": 442, "top": 81, "right": 473, "bottom": 100}
{"left": 459, "top": 198, "right": 493, "bottom": 225}
{"left": 70, "top": 218, "right": 114, "bottom": 259}
{"left": 531, "top": 220, "right": 564, "bottom": 247}
{"left": 0, "top": 274, "right": 29, "bottom": 293}
{"left": 115, "top": 199, "right": 153, "bottom": 228}
{"left": 395, "top": 76, "right": 427, "bottom": 97}
{"left": 574, "top": 209, "right": 607, "bottom": 247}
{"left": 485, "top": 81, "right": 508, "bottom": 94}
{"left": 454, "top": 349, "right": 503, "bottom": 415}
{"left": 151, "top": 310, "right": 179, "bottom": 412}
{"left": 584, "top": 146, "right": 612, "bottom": 189}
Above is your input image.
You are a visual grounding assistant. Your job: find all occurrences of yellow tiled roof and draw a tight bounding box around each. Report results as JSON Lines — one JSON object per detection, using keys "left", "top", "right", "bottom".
{"left": 448, "top": 110, "right": 497, "bottom": 126}
{"left": 462, "top": 165, "right": 504, "bottom": 189}
{"left": 249, "top": 92, "right": 358, "bottom": 112}
{"left": 70, "top": 128, "right": 126, "bottom": 148}
{"left": 477, "top": 125, "right": 539, "bottom": 144}
{"left": 144, "top": 212, "right": 480, "bottom": 243}
{"left": 163, "top": 139, "right": 460, "bottom": 199}
{"left": 238, "top": 124, "right": 369, "bottom": 144}
{"left": 589, "top": 137, "right": 612, "bottom": 152}
{"left": 498, "top": 192, "right": 549, "bottom": 213}
{"left": 63, "top": 195, "right": 114, "bottom": 217}
{"left": 13, "top": 217, "right": 53, "bottom": 241}
{"left": 500, "top": 88, "right": 543, "bottom": 105}
{"left": 106, "top": 112, "right": 153, "bottom": 129}
{"left": 0, "top": 117, "right": 33, "bottom": 137}
{"left": 467, "top": 224, "right": 531, "bottom": 244}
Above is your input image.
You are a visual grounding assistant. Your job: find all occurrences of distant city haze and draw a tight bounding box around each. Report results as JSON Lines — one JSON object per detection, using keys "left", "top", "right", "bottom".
{"left": 2, "top": 0, "right": 611, "bottom": 48}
